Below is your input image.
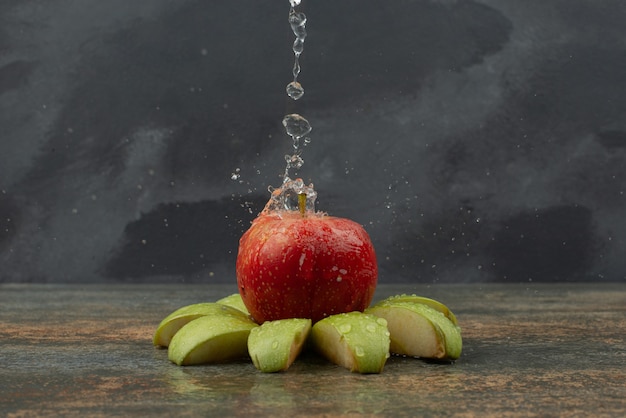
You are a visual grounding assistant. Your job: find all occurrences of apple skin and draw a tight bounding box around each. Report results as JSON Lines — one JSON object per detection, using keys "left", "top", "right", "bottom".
{"left": 236, "top": 211, "right": 377, "bottom": 323}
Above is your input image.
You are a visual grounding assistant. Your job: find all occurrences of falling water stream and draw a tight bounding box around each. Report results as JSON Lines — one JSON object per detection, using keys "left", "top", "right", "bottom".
{"left": 264, "top": 0, "right": 317, "bottom": 214}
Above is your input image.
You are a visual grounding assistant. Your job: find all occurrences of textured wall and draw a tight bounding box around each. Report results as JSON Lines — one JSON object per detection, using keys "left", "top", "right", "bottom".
{"left": 1, "top": 0, "right": 625, "bottom": 283}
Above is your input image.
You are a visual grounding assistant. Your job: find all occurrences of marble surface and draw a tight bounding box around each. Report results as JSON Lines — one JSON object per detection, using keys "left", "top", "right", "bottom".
{"left": 2, "top": 283, "right": 625, "bottom": 417}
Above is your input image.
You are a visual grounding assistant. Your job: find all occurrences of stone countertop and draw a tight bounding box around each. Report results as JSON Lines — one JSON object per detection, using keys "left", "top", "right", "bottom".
{"left": 1, "top": 283, "right": 625, "bottom": 417}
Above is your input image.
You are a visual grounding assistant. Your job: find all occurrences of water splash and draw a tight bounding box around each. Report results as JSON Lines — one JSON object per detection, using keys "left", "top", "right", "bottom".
{"left": 264, "top": 177, "right": 317, "bottom": 214}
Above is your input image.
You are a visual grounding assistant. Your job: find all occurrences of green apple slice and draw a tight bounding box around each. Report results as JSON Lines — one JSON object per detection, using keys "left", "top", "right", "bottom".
{"left": 153, "top": 302, "right": 251, "bottom": 347}
{"left": 372, "top": 294, "right": 458, "bottom": 325}
{"left": 311, "top": 312, "right": 390, "bottom": 374}
{"left": 248, "top": 318, "right": 312, "bottom": 373}
{"left": 366, "top": 301, "right": 462, "bottom": 360}
{"left": 168, "top": 315, "right": 258, "bottom": 366}
{"left": 216, "top": 293, "right": 250, "bottom": 316}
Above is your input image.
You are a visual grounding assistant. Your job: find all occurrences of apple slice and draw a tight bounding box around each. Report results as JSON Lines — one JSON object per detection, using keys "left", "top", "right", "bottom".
{"left": 168, "top": 315, "right": 258, "bottom": 366}
{"left": 372, "top": 294, "right": 458, "bottom": 325}
{"left": 153, "top": 302, "right": 251, "bottom": 347}
{"left": 216, "top": 293, "right": 250, "bottom": 316}
{"left": 248, "top": 318, "right": 312, "bottom": 372}
{"left": 366, "top": 301, "right": 462, "bottom": 360}
{"left": 311, "top": 312, "right": 390, "bottom": 374}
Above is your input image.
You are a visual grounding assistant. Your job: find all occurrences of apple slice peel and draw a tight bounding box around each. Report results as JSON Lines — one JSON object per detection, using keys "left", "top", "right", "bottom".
{"left": 153, "top": 302, "right": 252, "bottom": 348}
{"left": 366, "top": 301, "right": 462, "bottom": 360}
{"left": 216, "top": 293, "right": 251, "bottom": 316}
{"left": 372, "top": 294, "right": 458, "bottom": 325}
{"left": 311, "top": 312, "right": 390, "bottom": 374}
{"left": 167, "top": 315, "right": 258, "bottom": 366}
{"left": 248, "top": 318, "right": 312, "bottom": 372}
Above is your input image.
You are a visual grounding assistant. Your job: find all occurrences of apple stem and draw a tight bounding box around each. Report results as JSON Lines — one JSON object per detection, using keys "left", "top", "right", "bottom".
{"left": 298, "top": 192, "right": 306, "bottom": 217}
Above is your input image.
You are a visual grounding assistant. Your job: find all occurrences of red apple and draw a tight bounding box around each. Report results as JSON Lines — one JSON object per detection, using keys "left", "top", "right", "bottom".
{"left": 236, "top": 210, "right": 377, "bottom": 323}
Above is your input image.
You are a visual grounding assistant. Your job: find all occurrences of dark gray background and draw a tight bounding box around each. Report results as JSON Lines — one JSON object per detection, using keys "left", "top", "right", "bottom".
{"left": 1, "top": 0, "right": 625, "bottom": 283}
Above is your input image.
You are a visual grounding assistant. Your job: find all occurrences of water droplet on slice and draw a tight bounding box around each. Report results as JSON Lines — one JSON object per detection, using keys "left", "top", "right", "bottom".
{"left": 283, "top": 114, "right": 311, "bottom": 139}
{"left": 271, "top": 340, "right": 279, "bottom": 349}
{"left": 339, "top": 323, "right": 352, "bottom": 333}
{"left": 355, "top": 346, "right": 365, "bottom": 357}
{"left": 376, "top": 318, "right": 388, "bottom": 327}
{"left": 366, "top": 323, "right": 377, "bottom": 333}
{"left": 286, "top": 81, "right": 304, "bottom": 100}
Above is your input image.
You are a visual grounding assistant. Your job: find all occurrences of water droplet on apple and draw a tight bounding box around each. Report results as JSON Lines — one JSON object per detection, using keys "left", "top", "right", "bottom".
{"left": 339, "top": 323, "right": 352, "bottom": 333}
{"left": 355, "top": 346, "right": 365, "bottom": 357}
